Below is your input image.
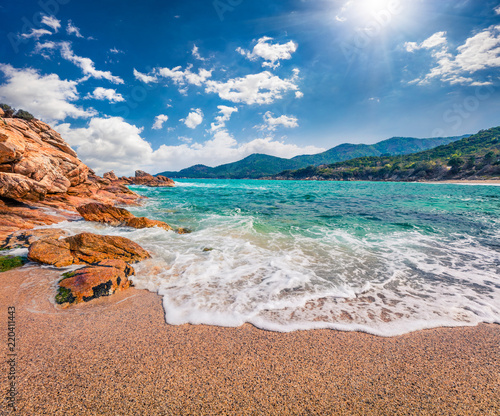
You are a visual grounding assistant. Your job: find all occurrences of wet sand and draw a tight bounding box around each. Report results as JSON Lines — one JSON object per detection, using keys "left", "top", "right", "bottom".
{"left": 1, "top": 265, "right": 499, "bottom": 415}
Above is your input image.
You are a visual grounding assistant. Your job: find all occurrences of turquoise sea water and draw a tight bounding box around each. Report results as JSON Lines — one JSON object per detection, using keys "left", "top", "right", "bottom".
{"left": 65, "top": 180, "right": 500, "bottom": 336}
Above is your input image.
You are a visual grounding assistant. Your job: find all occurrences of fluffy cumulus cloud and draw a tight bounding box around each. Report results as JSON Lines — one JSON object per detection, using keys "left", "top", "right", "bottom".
{"left": 496, "top": 5, "right": 500, "bottom": 15}
{"left": 67, "top": 20, "right": 83, "bottom": 38}
{"left": 0, "top": 64, "right": 94, "bottom": 122}
{"left": 181, "top": 108, "right": 204, "bottom": 129}
{"left": 41, "top": 15, "right": 61, "bottom": 32}
{"left": 237, "top": 37, "right": 298, "bottom": 69}
{"left": 85, "top": 87, "right": 124, "bottom": 103}
{"left": 150, "top": 135, "right": 325, "bottom": 172}
{"left": 258, "top": 111, "right": 298, "bottom": 131}
{"left": 210, "top": 105, "right": 238, "bottom": 132}
{"left": 157, "top": 65, "right": 212, "bottom": 87}
{"left": 205, "top": 69, "right": 301, "bottom": 105}
{"left": 59, "top": 42, "right": 124, "bottom": 84}
{"left": 152, "top": 114, "right": 169, "bottom": 130}
{"left": 405, "top": 32, "right": 447, "bottom": 52}
{"left": 134, "top": 65, "right": 212, "bottom": 90}
{"left": 56, "top": 117, "right": 154, "bottom": 175}
{"left": 133, "top": 69, "right": 158, "bottom": 84}
{"left": 55, "top": 116, "right": 324, "bottom": 175}
{"left": 407, "top": 26, "right": 500, "bottom": 86}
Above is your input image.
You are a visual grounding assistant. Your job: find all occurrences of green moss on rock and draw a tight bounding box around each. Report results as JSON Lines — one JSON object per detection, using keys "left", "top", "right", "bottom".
{"left": 55, "top": 286, "right": 76, "bottom": 305}
{"left": 59, "top": 271, "right": 77, "bottom": 282}
{"left": 0, "top": 256, "right": 27, "bottom": 272}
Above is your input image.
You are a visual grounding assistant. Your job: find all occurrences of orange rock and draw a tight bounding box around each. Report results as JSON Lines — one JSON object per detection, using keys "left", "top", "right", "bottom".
{"left": 129, "top": 170, "right": 175, "bottom": 187}
{"left": 57, "top": 259, "right": 134, "bottom": 304}
{"left": 28, "top": 232, "right": 151, "bottom": 266}
{"left": 103, "top": 171, "right": 118, "bottom": 181}
{"left": 77, "top": 202, "right": 173, "bottom": 231}
{"left": 76, "top": 202, "right": 135, "bottom": 226}
{"left": 0, "top": 117, "right": 89, "bottom": 199}
{"left": 0, "top": 172, "right": 48, "bottom": 201}
{"left": 1, "top": 228, "right": 68, "bottom": 249}
{"left": 27, "top": 237, "right": 73, "bottom": 267}
{"left": 125, "top": 216, "right": 173, "bottom": 231}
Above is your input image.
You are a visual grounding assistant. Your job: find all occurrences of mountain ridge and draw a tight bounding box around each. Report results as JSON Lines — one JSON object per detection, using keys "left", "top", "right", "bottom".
{"left": 157, "top": 135, "right": 469, "bottom": 179}
{"left": 268, "top": 127, "right": 500, "bottom": 182}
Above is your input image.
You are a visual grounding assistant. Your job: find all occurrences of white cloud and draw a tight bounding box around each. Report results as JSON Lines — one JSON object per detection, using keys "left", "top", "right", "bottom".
{"left": 295, "top": 91, "right": 304, "bottom": 99}
{"left": 157, "top": 65, "right": 212, "bottom": 87}
{"left": 60, "top": 42, "right": 124, "bottom": 84}
{"left": 21, "top": 28, "right": 52, "bottom": 40}
{"left": 237, "top": 37, "right": 298, "bottom": 69}
{"left": 151, "top": 134, "right": 325, "bottom": 173}
{"left": 133, "top": 69, "right": 157, "bottom": 84}
{"left": 205, "top": 70, "right": 300, "bottom": 105}
{"left": 66, "top": 20, "right": 83, "bottom": 38}
{"left": 495, "top": 5, "right": 500, "bottom": 15}
{"left": 210, "top": 105, "right": 238, "bottom": 132}
{"left": 56, "top": 117, "right": 153, "bottom": 175}
{"left": 258, "top": 112, "right": 298, "bottom": 132}
{"left": 0, "top": 64, "right": 94, "bottom": 122}
{"left": 41, "top": 15, "right": 61, "bottom": 32}
{"left": 405, "top": 32, "right": 447, "bottom": 52}
{"left": 55, "top": 116, "right": 325, "bottom": 175}
{"left": 110, "top": 48, "right": 123, "bottom": 54}
{"left": 85, "top": 87, "right": 124, "bottom": 103}
{"left": 192, "top": 45, "right": 206, "bottom": 61}
{"left": 181, "top": 109, "right": 204, "bottom": 129}
{"left": 152, "top": 114, "right": 169, "bottom": 130}
{"left": 409, "top": 25, "right": 500, "bottom": 86}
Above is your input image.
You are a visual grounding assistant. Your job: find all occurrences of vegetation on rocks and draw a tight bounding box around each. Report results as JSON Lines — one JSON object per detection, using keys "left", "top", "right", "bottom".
{"left": 0, "top": 255, "right": 27, "bottom": 272}
{"left": 271, "top": 127, "right": 500, "bottom": 182}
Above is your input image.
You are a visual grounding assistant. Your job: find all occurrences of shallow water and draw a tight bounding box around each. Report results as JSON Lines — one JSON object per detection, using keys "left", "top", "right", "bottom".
{"left": 55, "top": 180, "right": 500, "bottom": 336}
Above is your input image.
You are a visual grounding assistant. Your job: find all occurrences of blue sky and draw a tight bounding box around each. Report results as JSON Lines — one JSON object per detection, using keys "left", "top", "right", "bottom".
{"left": 1, "top": 0, "right": 500, "bottom": 175}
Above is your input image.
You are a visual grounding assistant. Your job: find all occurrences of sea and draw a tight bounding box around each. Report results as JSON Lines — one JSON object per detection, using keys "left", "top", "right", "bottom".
{"left": 57, "top": 179, "right": 500, "bottom": 336}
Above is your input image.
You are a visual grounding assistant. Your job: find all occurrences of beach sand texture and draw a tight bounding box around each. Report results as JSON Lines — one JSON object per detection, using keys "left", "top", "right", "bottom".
{"left": 1, "top": 265, "right": 499, "bottom": 415}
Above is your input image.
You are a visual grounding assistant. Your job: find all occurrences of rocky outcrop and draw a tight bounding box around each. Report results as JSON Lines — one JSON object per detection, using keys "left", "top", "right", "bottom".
{"left": 57, "top": 259, "right": 134, "bottom": 305}
{"left": 76, "top": 203, "right": 173, "bottom": 231}
{"left": 102, "top": 170, "right": 175, "bottom": 188}
{"left": 0, "top": 197, "right": 74, "bottom": 243}
{"left": 28, "top": 232, "right": 151, "bottom": 267}
{"left": 103, "top": 171, "right": 118, "bottom": 181}
{"left": 0, "top": 117, "right": 89, "bottom": 200}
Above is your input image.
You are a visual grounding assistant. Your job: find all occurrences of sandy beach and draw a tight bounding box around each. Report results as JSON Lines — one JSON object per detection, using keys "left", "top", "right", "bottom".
{"left": 1, "top": 265, "right": 499, "bottom": 415}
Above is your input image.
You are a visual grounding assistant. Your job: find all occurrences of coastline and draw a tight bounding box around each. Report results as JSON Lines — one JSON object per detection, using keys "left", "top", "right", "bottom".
{"left": 2, "top": 265, "right": 499, "bottom": 415}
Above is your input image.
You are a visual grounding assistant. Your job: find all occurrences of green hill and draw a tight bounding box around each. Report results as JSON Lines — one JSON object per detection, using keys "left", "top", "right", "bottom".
{"left": 157, "top": 135, "right": 467, "bottom": 179}
{"left": 271, "top": 127, "right": 500, "bottom": 181}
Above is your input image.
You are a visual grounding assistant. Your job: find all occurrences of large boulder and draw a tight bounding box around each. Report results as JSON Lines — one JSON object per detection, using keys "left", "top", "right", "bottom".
{"left": 28, "top": 232, "right": 151, "bottom": 267}
{"left": 77, "top": 202, "right": 173, "bottom": 231}
{"left": 57, "top": 259, "right": 134, "bottom": 305}
{"left": 76, "top": 202, "right": 135, "bottom": 226}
